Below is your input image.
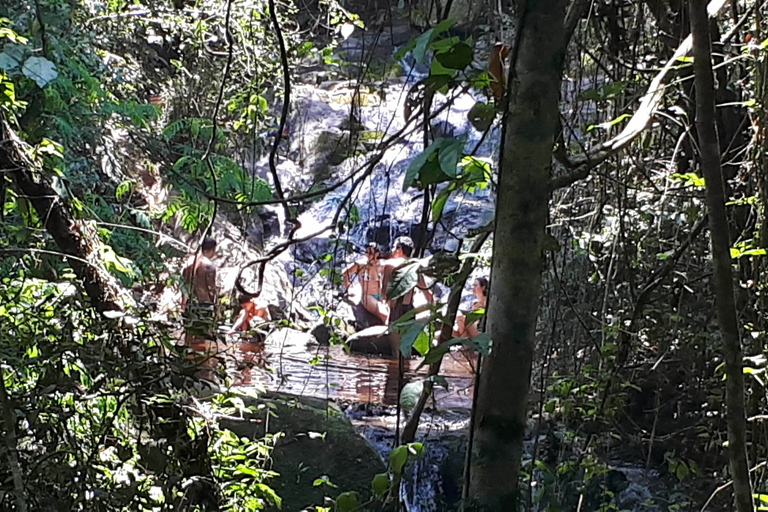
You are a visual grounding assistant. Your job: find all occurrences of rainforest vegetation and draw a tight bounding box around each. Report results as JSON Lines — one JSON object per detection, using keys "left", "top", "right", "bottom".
{"left": 2, "top": 0, "right": 768, "bottom": 510}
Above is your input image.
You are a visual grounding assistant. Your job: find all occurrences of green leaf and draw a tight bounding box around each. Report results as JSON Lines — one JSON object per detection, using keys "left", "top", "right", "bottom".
{"left": 467, "top": 101, "right": 496, "bottom": 132}
{"left": 400, "top": 321, "right": 427, "bottom": 357}
{"left": 254, "top": 484, "right": 282, "bottom": 507}
{"left": 435, "top": 41, "right": 473, "bottom": 70}
{"left": 389, "top": 446, "right": 408, "bottom": 475}
{"left": 407, "top": 442, "right": 425, "bottom": 458}
{"left": 431, "top": 184, "right": 455, "bottom": 223}
{"left": 335, "top": 492, "right": 359, "bottom": 512}
{"left": 372, "top": 473, "right": 390, "bottom": 497}
{"left": 387, "top": 261, "right": 421, "bottom": 300}
{"left": 428, "top": 374, "right": 449, "bottom": 390}
{"left": 413, "top": 331, "right": 431, "bottom": 356}
{"left": 430, "top": 58, "right": 456, "bottom": 77}
{"left": 116, "top": 180, "right": 134, "bottom": 201}
{"left": 22, "top": 56, "right": 58, "bottom": 88}
{"left": 413, "top": 28, "right": 436, "bottom": 64}
{"left": 403, "top": 139, "right": 444, "bottom": 191}
{"left": 313, "top": 475, "right": 338, "bottom": 488}
{"left": 421, "top": 338, "right": 466, "bottom": 366}
{"left": 465, "top": 333, "right": 492, "bottom": 354}
{"left": 670, "top": 172, "right": 705, "bottom": 188}
{"left": 438, "top": 137, "right": 465, "bottom": 178}
{"left": 412, "top": 18, "right": 455, "bottom": 64}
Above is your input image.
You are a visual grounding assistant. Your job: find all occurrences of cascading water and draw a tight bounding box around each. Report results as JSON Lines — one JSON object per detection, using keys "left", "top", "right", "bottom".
{"left": 240, "top": 25, "right": 675, "bottom": 512}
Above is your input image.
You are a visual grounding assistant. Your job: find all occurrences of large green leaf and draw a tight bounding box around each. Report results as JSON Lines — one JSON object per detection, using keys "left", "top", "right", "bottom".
{"left": 389, "top": 446, "right": 409, "bottom": 475}
{"left": 403, "top": 140, "right": 444, "bottom": 191}
{"left": 435, "top": 41, "right": 473, "bottom": 70}
{"left": 372, "top": 473, "right": 390, "bottom": 497}
{"left": 465, "top": 333, "right": 492, "bottom": 354}
{"left": 387, "top": 261, "right": 421, "bottom": 300}
{"left": 421, "top": 337, "right": 466, "bottom": 366}
{"left": 400, "top": 321, "right": 427, "bottom": 357}
{"left": 412, "top": 18, "right": 456, "bottom": 64}
{"left": 413, "top": 331, "right": 431, "bottom": 356}
{"left": 468, "top": 101, "right": 496, "bottom": 132}
{"left": 431, "top": 183, "right": 455, "bottom": 223}
{"left": 438, "top": 137, "right": 465, "bottom": 178}
{"left": 335, "top": 492, "right": 359, "bottom": 512}
{"left": 413, "top": 28, "right": 436, "bottom": 64}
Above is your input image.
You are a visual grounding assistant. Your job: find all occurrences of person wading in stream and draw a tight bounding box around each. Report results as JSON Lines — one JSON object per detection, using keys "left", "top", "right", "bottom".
{"left": 381, "top": 236, "right": 433, "bottom": 356}
{"left": 342, "top": 242, "right": 389, "bottom": 325}
{"left": 181, "top": 237, "right": 219, "bottom": 359}
{"left": 229, "top": 293, "right": 272, "bottom": 334}
{"left": 228, "top": 293, "right": 271, "bottom": 384}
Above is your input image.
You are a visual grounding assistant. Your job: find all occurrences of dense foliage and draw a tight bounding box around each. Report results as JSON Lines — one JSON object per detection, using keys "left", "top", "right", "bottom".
{"left": 4, "top": 0, "right": 768, "bottom": 509}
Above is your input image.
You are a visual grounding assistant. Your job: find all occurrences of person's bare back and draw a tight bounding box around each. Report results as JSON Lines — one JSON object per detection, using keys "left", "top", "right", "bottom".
{"left": 181, "top": 237, "right": 218, "bottom": 310}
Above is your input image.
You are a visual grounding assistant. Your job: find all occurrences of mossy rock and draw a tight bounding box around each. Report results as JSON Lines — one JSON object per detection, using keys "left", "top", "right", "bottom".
{"left": 221, "top": 393, "right": 385, "bottom": 511}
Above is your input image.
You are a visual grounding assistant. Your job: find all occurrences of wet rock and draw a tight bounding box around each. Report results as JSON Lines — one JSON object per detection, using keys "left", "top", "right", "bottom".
{"left": 310, "top": 322, "right": 349, "bottom": 346}
{"left": 347, "top": 325, "right": 392, "bottom": 356}
{"left": 220, "top": 392, "right": 385, "bottom": 511}
{"left": 264, "top": 327, "right": 317, "bottom": 350}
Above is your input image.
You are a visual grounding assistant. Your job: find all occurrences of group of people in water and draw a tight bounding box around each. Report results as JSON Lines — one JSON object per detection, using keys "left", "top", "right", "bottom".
{"left": 342, "top": 236, "right": 488, "bottom": 343}
{"left": 180, "top": 234, "right": 487, "bottom": 355}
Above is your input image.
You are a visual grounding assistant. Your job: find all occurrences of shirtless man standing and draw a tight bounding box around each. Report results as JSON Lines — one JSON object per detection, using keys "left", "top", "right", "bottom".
{"left": 381, "top": 236, "right": 433, "bottom": 355}
{"left": 181, "top": 237, "right": 218, "bottom": 344}
{"left": 343, "top": 243, "right": 389, "bottom": 325}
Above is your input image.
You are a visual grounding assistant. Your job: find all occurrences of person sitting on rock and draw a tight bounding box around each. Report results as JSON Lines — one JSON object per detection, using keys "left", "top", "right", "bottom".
{"left": 230, "top": 293, "right": 272, "bottom": 334}
{"left": 453, "top": 277, "right": 488, "bottom": 339}
{"left": 343, "top": 243, "right": 389, "bottom": 325}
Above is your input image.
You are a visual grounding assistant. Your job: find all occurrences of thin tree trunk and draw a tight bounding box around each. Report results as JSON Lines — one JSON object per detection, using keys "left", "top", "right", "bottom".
{"left": 401, "top": 232, "right": 489, "bottom": 443}
{"left": 466, "top": 0, "right": 567, "bottom": 508}
{"left": 690, "top": 2, "right": 753, "bottom": 511}
{"left": 1, "top": 120, "right": 125, "bottom": 313}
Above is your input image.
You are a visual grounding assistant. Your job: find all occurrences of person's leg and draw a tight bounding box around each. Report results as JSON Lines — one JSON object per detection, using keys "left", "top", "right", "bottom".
{"left": 465, "top": 321, "right": 481, "bottom": 339}
{"left": 363, "top": 294, "right": 389, "bottom": 325}
{"left": 453, "top": 314, "right": 467, "bottom": 338}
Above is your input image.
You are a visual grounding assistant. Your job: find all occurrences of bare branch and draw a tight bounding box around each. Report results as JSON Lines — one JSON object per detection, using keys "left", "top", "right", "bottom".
{"left": 549, "top": 0, "right": 729, "bottom": 191}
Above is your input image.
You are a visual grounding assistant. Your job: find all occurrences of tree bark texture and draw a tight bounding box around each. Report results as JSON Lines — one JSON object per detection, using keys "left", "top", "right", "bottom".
{"left": 690, "top": 2, "right": 754, "bottom": 511}
{"left": 467, "top": 0, "right": 567, "bottom": 508}
{"left": 1, "top": 120, "right": 125, "bottom": 313}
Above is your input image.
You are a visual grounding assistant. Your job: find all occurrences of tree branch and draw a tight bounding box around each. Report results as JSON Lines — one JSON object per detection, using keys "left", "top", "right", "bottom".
{"left": 549, "top": 0, "right": 729, "bottom": 191}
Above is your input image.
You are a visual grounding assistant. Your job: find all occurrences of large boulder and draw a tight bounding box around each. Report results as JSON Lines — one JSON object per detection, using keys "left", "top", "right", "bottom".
{"left": 221, "top": 393, "right": 386, "bottom": 511}
{"left": 347, "top": 326, "right": 392, "bottom": 356}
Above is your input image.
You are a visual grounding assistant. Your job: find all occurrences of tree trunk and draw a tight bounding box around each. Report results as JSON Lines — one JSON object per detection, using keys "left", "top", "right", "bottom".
{"left": 690, "top": 2, "right": 754, "bottom": 511}
{"left": 466, "top": 0, "right": 567, "bottom": 508}
{"left": 1, "top": 120, "right": 125, "bottom": 313}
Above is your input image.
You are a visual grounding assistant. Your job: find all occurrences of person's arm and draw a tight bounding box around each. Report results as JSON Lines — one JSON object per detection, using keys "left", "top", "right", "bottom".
{"left": 342, "top": 262, "right": 359, "bottom": 290}
{"left": 380, "top": 262, "right": 393, "bottom": 301}
{"left": 418, "top": 274, "right": 434, "bottom": 304}
{"left": 230, "top": 309, "right": 248, "bottom": 333}
{"left": 205, "top": 264, "right": 217, "bottom": 302}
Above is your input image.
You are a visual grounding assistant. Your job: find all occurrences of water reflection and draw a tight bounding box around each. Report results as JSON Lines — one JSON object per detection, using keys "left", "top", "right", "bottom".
{"left": 189, "top": 329, "right": 475, "bottom": 409}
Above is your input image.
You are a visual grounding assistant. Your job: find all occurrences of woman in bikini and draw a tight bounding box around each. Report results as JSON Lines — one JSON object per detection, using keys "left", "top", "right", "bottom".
{"left": 453, "top": 277, "right": 488, "bottom": 339}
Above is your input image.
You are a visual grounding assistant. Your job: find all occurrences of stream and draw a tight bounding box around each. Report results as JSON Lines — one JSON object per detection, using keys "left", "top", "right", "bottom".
{"left": 174, "top": 22, "right": 695, "bottom": 511}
